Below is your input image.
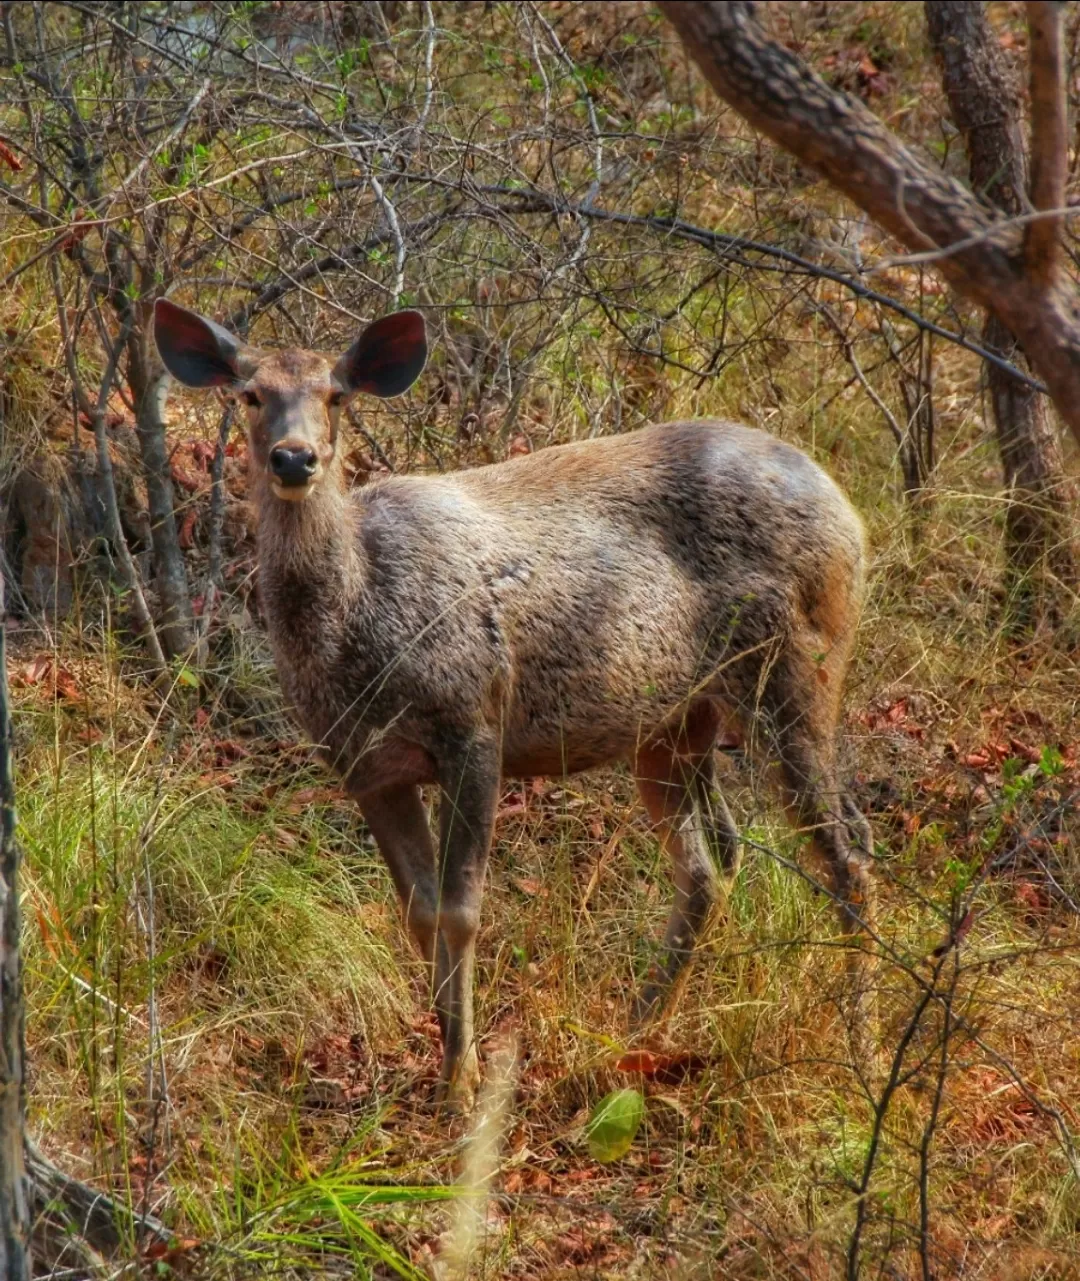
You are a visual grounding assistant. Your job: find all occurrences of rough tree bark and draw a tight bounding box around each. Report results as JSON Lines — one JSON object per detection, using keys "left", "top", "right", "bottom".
{"left": 659, "top": 1, "right": 1080, "bottom": 453}
{"left": 0, "top": 569, "right": 31, "bottom": 1281}
{"left": 127, "top": 326, "right": 195, "bottom": 663}
{"left": 926, "top": 1, "right": 1075, "bottom": 627}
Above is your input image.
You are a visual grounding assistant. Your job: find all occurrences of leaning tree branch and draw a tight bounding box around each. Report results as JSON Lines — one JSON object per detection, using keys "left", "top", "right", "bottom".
{"left": 1025, "top": 1, "right": 1067, "bottom": 287}
{"left": 658, "top": 0, "right": 1080, "bottom": 449}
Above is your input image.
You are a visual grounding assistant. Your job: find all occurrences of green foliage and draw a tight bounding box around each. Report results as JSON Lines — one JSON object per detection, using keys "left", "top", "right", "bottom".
{"left": 586, "top": 1088, "right": 644, "bottom": 1162}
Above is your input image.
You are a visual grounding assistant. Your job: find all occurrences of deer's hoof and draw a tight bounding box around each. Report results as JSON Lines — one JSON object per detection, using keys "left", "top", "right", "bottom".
{"left": 629, "top": 984, "right": 665, "bottom": 1031}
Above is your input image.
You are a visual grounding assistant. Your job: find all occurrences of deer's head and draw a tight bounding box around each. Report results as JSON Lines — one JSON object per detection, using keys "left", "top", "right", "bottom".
{"left": 154, "top": 300, "right": 427, "bottom": 501}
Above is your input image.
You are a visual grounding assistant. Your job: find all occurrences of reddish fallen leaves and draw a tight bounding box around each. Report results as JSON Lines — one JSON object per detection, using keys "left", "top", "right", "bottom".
{"left": 1013, "top": 878, "right": 1051, "bottom": 918}
{"left": 178, "top": 507, "right": 199, "bottom": 549}
{"left": 197, "top": 771, "right": 238, "bottom": 792}
{"left": 284, "top": 785, "right": 346, "bottom": 813}
{"left": 511, "top": 875, "right": 547, "bottom": 898}
{"left": 142, "top": 1237, "right": 202, "bottom": 1271}
{"left": 17, "top": 654, "right": 82, "bottom": 701}
{"left": 615, "top": 1049, "right": 710, "bottom": 1085}
{"left": 192, "top": 440, "right": 216, "bottom": 471}
{"left": 0, "top": 137, "right": 22, "bottom": 170}
{"left": 503, "top": 1165, "right": 555, "bottom": 1196}
{"left": 966, "top": 1087, "right": 1043, "bottom": 1145}
{"left": 170, "top": 460, "right": 203, "bottom": 493}
{"left": 550, "top": 1223, "right": 620, "bottom": 1267}
{"left": 961, "top": 738, "right": 1041, "bottom": 770}
{"left": 820, "top": 45, "right": 893, "bottom": 99}
{"left": 859, "top": 696, "right": 925, "bottom": 740}
{"left": 211, "top": 738, "right": 248, "bottom": 764}
{"left": 77, "top": 407, "right": 125, "bottom": 430}
{"left": 497, "top": 792, "right": 528, "bottom": 819}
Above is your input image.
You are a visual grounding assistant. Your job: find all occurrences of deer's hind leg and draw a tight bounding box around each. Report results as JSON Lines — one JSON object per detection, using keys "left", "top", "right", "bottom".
{"left": 758, "top": 649, "right": 874, "bottom": 937}
{"left": 632, "top": 701, "right": 741, "bottom": 1025}
{"left": 757, "top": 645, "right": 876, "bottom": 1044}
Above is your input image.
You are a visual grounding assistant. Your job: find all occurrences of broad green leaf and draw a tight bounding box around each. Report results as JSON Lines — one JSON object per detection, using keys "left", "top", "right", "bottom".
{"left": 586, "top": 1088, "right": 644, "bottom": 1163}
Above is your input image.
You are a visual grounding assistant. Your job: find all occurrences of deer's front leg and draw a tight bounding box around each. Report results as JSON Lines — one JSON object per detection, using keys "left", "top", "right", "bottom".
{"left": 355, "top": 783, "right": 439, "bottom": 969}
{"left": 434, "top": 728, "right": 501, "bottom": 1112}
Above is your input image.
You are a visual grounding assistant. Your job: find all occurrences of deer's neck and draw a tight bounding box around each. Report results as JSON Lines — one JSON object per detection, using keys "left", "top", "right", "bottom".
{"left": 254, "top": 471, "right": 362, "bottom": 662}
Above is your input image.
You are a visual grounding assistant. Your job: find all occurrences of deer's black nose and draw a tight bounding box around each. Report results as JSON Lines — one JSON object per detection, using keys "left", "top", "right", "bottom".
{"left": 269, "top": 445, "right": 317, "bottom": 487}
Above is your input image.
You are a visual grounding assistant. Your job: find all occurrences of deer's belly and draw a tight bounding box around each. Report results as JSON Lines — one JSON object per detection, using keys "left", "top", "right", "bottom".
{"left": 501, "top": 743, "right": 623, "bottom": 779}
{"left": 319, "top": 732, "right": 439, "bottom": 796}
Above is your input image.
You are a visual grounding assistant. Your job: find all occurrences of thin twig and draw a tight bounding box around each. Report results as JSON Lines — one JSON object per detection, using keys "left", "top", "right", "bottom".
{"left": 402, "top": 176, "right": 1050, "bottom": 391}
{"left": 816, "top": 304, "right": 905, "bottom": 448}
{"left": 197, "top": 402, "right": 235, "bottom": 652}
{"left": 368, "top": 166, "right": 407, "bottom": 307}
{"left": 47, "top": 271, "right": 167, "bottom": 674}
{"left": 918, "top": 968, "right": 954, "bottom": 1281}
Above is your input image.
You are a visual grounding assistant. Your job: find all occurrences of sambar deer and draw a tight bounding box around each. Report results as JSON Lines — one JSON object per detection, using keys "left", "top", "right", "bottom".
{"left": 155, "top": 299, "right": 874, "bottom": 1109}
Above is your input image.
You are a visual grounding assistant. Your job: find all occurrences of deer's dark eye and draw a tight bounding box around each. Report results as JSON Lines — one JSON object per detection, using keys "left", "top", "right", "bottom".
{"left": 242, "top": 389, "right": 261, "bottom": 408}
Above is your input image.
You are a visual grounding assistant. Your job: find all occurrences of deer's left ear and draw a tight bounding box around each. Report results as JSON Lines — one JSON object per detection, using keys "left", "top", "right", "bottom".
{"left": 333, "top": 310, "right": 427, "bottom": 399}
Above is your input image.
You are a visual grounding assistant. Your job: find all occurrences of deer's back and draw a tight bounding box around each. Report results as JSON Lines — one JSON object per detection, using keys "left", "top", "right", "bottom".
{"left": 317, "top": 420, "right": 864, "bottom": 781}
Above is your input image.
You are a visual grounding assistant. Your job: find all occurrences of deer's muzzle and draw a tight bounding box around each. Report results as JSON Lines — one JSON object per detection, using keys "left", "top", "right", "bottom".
{"left": 269, "top": 443, "right": 319, "bottom": 497}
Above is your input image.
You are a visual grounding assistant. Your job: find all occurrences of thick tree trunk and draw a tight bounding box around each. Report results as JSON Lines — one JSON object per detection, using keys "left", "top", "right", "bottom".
{"left": 985, "top": 312, "right": 1075, "bottom": 624}
{"left": 0, "top": 569, "right": 31, "bottom": 1281}
{"left": 926, "top": 1, "right": 1075, "bottom": 627}
{"left": 127, "top": 331, "right": 195, "bottom": 662}
{"left": 658, "top": 1, "right": 1080, "bottom": 453}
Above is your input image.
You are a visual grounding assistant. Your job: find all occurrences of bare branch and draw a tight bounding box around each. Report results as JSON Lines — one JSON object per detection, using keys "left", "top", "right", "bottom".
{"left": 0, "top": 555, "right": 30, "bottom": 1281}
{"left": 1025, "top": 1, "right": 1068, "bottom": 285}
{"left": 368, "top": 166, "right": 407, "bottom": 308}
{"left": 197, "top": 402, "right": 235, "bottom": 648}
{"left": 417, "top": 1, "right": 436, "bottom": 132}
{"left": 90, "top": 326, "right": 169, "bottom": 677}
{"left": 816, "top": 304, "right": 905, "bottom": 449}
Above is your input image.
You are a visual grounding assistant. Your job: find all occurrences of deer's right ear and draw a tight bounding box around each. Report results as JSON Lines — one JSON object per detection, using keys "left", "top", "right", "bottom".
{"left": 154, "top": 299, "right": 256, "bottom": 388}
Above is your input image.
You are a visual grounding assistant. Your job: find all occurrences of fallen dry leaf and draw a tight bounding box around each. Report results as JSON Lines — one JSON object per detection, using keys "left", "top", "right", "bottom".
{"left": 0, "top": 137, "right": 23, "bottom": 170}
{"left": 511, "top": 875, "right": 547, "bottom": 898}
{"left": 285, "top": 786, "right": 346, "bottom": 812}
{"left": 178, "top": 508, "right": 198, "bottom": 549}
{"left": 20, "top": 654, "right": 53, "bottom": 686}
{"left": 615, "top": 1049, "right": 710, "bottom": 1085}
